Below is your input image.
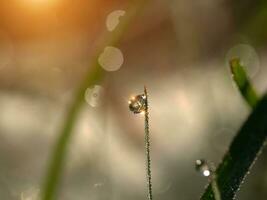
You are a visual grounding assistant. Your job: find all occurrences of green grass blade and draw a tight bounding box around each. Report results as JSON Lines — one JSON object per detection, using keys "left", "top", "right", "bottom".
{"left": 41, "top": 1, "right": 149, "bottom": 200}
{"left": 241, "top": 2, "right": 267, "bottom": 46}
{"left": 201, "top": 94, "right": 267, "bottom": 200}
{"left": 41, "top": 65, "right": 103, "bottom": 200}
{"left": 229, "top": 57, "right": 259, "bottom": 109}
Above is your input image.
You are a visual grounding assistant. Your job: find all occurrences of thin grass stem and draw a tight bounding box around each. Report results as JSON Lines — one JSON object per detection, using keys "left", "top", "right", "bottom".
{"left": 144, "top": 86, "right": 153, "bottom": 200}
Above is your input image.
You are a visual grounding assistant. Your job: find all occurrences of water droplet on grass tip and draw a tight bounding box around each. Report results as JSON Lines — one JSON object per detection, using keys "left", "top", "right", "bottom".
{"left": 128, "top": 94, "right": 146, "bottom": 114}
{"left": 195, "top": 159, "right": 211, "bottom": 177}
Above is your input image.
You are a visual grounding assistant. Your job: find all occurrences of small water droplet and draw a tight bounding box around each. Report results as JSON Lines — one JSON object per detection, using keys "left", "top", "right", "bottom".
{"left": 85, "top": 85, "right": 104, "bottom": 107}
{"left": 106, "top": 10, "right": 126, "bottom": 31}
{"left": 195, "top": 159, "right": 211, "bottom": 177}
{"left": 98, "top": 46, "right": 124, "bottom": 71}
{"left": 128, "top": 94, "right": 146, "bottom": 114}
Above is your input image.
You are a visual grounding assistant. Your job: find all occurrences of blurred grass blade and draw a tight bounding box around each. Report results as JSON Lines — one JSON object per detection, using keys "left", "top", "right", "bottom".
{"left": 41, "top": 65, "right": 103, "bottom": 200}
{"left": 230, "top": 57, "right": 259, "bottom": 109}
{"left": 241, "top": 2, "right": 267, "bottom": 46}
{"left": 41, "top": 1, "right": 149, "bottom": 200}
{"left": 201, "top": 94, "right": 267, "bottom": 200}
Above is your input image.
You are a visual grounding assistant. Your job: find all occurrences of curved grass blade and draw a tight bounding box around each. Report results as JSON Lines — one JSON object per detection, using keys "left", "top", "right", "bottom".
{"left": 201, "top": 58, "right": 262, "bottom": 199}
{"left": 201, "top": 94, "right": 267, "bottom": 200}
{"left": 201, "top": 94, "right": 267, "bottom": 199}
{"left": 41, "top": 1, "right": 149, "bottom": 200}
{"left": 229, "top": 57, "right": 259, "bottom": 109}
{"left": 210, "top": 175, "right": 221, "bottom": 200}
{"left": 241, "top": 2, "right": 267, "bottom": 46}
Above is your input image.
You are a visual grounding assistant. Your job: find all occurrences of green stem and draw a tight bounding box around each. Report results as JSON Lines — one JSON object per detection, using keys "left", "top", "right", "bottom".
{"left": 229, "top": 57, "right": 259, "bottom": 108}
{"left": 41, "top": 65, "right": 103, "bottom": 200}
{"left": 210, "top": 175, "right": 221, "bottom": 200}
{"left": 41, "top": 1, "right": 149, "bottom": 200}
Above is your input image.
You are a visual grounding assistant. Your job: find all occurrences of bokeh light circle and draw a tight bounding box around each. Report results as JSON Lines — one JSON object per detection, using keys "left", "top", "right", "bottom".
{"left": 98, "top": 46, "right": 124, "bottom": 71}
{"left": 106, "top": 10, "right": 126, "bottom": 32}
{"left": 84, "top": 85, "right": 104, "bottom": 107}
{"left": 20, "top": 187, "right": 39, "bottom": 200}
{"left": 226, "top": 44, "right": 260, "bottom": 78}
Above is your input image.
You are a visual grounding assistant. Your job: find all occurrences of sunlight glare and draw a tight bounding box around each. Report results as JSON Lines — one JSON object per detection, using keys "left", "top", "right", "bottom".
{"left": 21, "top": 0, "right": 57, "bottom": 8}
{"left": 28, "top": 0, "right": 51, "bottom": 3}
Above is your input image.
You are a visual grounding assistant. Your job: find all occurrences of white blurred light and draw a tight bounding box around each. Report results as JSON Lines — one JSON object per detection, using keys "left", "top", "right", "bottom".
{"left": 106, "top": 10, "right": 126, "bottom": 32}
{"left": 93, "top": 183, "right": 104, "bottom": 188}
{"left": 20, "top": 187, "right": 39, "bottom": 200}
{"left": 98, "top": 46, "right": 124, "bottom": 71}
{"left": 203, "top": 170, "right": 211, "bottom": 177}
{"left": 140, "top": 111, "right": 145, "bottom": 115}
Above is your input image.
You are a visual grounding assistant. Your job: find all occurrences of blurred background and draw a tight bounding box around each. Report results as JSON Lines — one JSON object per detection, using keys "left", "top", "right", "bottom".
{"left": 1, "top": 0, "right": 267, "bottom": 199}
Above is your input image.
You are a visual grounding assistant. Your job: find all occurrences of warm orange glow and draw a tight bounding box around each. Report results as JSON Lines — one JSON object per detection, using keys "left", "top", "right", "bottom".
{"left": 20, "top": 0, "right": 58, "bottom": 8}
{"left": 26, "top": 0, "right": 53, "bottom": 3}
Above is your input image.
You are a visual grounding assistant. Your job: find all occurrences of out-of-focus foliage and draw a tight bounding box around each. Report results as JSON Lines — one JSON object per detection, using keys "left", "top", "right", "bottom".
{"left": 0, "top": 1, "right": 267, "bottom": 200}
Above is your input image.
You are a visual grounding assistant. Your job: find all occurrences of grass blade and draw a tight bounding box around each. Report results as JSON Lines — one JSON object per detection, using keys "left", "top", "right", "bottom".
{"left": 229, "top": 58, "right": 259, "bottom": 109}
{"left": 41, "top": 1, "right": 149, "bottom": 200}
{"left": 201, "top": 58, "right": 263, "bottom": 199}
{"left": 201, "top": 94, "right": 267, "bottom": 199}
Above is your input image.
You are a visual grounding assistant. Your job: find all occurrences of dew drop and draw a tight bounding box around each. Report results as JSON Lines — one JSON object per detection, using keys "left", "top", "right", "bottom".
{"left": 98, "top": 46, "right": 124, "bottom": 71}
{"left": 128, "top": 94, "right": 146, "bottom": 114}
{"left": 84, "top": 85, "right": 104, "bottom": 107}
{"left": 106, "top": 10, "right": 126, "bottom": 31}
{"left": 226, "top": 44, "right": 260, "bottom": 78}
{"left": 195, "top": 159, "right": 211, "bottom": 177}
